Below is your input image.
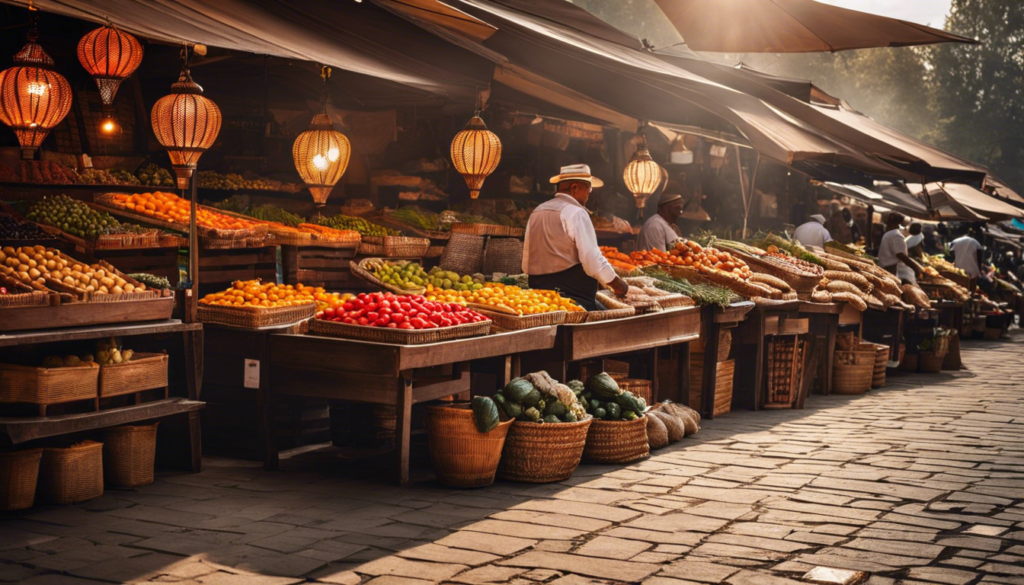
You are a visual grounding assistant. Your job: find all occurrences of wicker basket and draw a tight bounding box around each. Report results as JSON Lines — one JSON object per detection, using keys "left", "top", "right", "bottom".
{"left": 482, "top": 238, "right": 524, "bottom": 275}
{"left": 764, "top": 337, "right": 805, "bottom": 409}
{"left": 617, "top": 379, "right": 652, "bottom": 404}
{"left": 359, "top": 236, "right": 430, "bottom": 258}
{"left": 439, "top": 233, "right": 485, "bottom": 275}
{"left": 103, "top": 423, "right": 158, "bottom": 488}
{"left": 580, "top": 307, "right": 636, "bottom": 323}
{"left": 427, "top": 404, "right": 513, "bottom": 487}
{"left": 689, "top": 357, "right": 735, "bottom": 416}
{"left": 734, "top": 251, "right": 823, "bottom": 292}
{"left": 0, "top": 363, "right": 99, "bottom": 407}
{"left": 833, "top": 349, "right": 874, "bottom": 394}
{"left": 942, "top": 333, "right": 961, "bottom": 370}
{"left": 900, "top": 353, "right": 919, "bottom": 372}
{"left": 38, "top": 441, "right": 104, "bottom": 504}
{"left": 497, "top": 417, "right": 592, "bottom": 483}
{"left": 451, "top": 223, "right": 525, "bottom": 237}
{"left": 0, "top": 448, "right": 42, "bottom": 510}
{"left": 196, "top": 302, "right": 316, "bottom": 329}
{"left": 309, "top": 317, "right": 490, "bottom": 344}
{"left": 424, "top": 245, "right": 445, "bottom": 258}
{"left": 918, "top": 352, "right": 944, "bottom": 373}
{"left": 473, "top": 307, "right": 566, "bottom": 331}
{"left": 583, "top": 416, "right": 649, "bottom": 464}
{"left": 870, "top": 344, "right": 889, "bottom": 388}
{"left": 99, "top": 353, "right": 168, "bottom": 398}
{"left": 350, "top": 259, "right": 425, "bottom": 295}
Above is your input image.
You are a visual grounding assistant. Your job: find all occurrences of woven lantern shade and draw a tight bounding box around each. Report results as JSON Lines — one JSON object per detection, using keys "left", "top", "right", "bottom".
{"left": 77, "top": 25, "right": 143, "bottom": 108}
{"left": 151, "top": 65, "right": 221, "bottom": 190}
{"left": 623, "top": 129, "right": 662, "bottom": 210}
{"left": 0, "top": 30, "right": 73, "bottom": 159}
{"left": 451, "top": 115, "right": 501, "bottom": 199}
{"left": 293, "top": 67, "right": 351, "bottom": 207}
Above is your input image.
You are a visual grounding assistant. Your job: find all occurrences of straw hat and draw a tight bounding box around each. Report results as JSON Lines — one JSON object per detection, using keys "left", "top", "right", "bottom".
{"left": 549, "top": 164, "right": 604, "bottom": 188}
{"left": 657, "top": 192, "right": 683, "bottom": 206}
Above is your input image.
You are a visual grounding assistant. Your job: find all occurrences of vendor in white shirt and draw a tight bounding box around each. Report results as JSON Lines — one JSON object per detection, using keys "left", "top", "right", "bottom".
{"left": 636, "top": 192, "right": 684, "bottom": 252}
{"left": 877, "top": 212, "right": 922, "bottom": 284}
{"left": 522, "top": 164, "right": 629, "bottom": 310}
{"left": 792, "top": 214, "right": 831, "bottom": 249}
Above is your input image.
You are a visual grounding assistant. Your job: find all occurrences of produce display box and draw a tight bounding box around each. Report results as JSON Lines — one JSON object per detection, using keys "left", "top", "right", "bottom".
{"left": 89, "top": 247, "right": 181, "bottom": 287}
{"left": 92, "top": 199, "right": 269, "bottom": 250}
{"left": 0, "top": 362, "right": 100, "bottom": 416}
{"left": 197, "top": 247, "right": 278, "bottom": 296}
{"left": 0, "top": 295, "right": 175, "bottom": 333}
{"left": 281, "top": 244, "right": 360, "bottom": 289}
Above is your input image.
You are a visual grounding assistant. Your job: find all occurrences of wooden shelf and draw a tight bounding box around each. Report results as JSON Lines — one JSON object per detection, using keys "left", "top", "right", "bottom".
{"left": 0, "top": 318, "right": 197, "bottom": 347}
{"left": 0, "top": 398, "right": 204, "bottom": 444}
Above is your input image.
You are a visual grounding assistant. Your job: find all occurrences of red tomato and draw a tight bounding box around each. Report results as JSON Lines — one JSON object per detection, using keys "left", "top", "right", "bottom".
{"left": 422, "top": 320, "right": 437, "bottom": 329}
{"left": 400, "top": 302, "right": 411, "bottom": 312}
{"left": 342, "top": 302, "right": 353, "bottom": 311}
{"left": 410, "top": 317, "right": 426, "bottom": 329}
{"left": 391, "top": 314, "right": 406, "bottom": 324}
{"left": 323, "top": 307, "right": 336, "bottom": 319}
{"left": 343, "top": 317, "right": 356, "bottom": 324}
{"left": 351, "top": 299, "right": 364, "bottom": 310}
{"left": 398, "top": 322, "right": 414, "bottom": 330}
{"left": 387, "top": 322, "right": 398, "bottom": 328}
{"left": 429, "top": 313, "right": 444, "bottom": 324}
{"left": 375, "top": 316, "right": 390, "bottom": 327}
{"left": 379, "top": 301, "right": 391, "bottom": 310}
{"left": 357, "top": 293, "right": 367, "bottom": 300}
{"left": 366, "top": 311, "right": 379, "bottom": 322}
{"left": 357, "top": 317, "right": 369, "bottom": 326}
{"left": 440, "top": 317, "right": 452, "bottom": 327}
{"left": 379, "top": 307, "right": 392, "bottom": 317}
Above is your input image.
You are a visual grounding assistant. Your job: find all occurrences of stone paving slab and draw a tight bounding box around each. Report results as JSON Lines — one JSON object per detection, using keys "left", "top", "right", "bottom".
{"left": 2, "top": 336, "right": 1024, "bottom": 584}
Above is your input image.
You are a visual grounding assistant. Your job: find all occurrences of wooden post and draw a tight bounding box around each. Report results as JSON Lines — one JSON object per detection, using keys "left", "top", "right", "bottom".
{"left": 189, "top": 175, "right": 199, "bottom": 322}
{"left": 396, "top": 372, "right": 414, "bottom": 486}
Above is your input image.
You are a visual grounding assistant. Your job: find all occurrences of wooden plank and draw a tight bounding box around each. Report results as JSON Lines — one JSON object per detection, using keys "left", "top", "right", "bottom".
{"left": 0, "top": 310, "right": 188, "bottom": 344}
{"left": 271, "top": 368, "right": 399, "bottom": 403}
{"left": 0, "top": 398, "right": 205, "bottom": 444}
{"left": 269, "top": 335, "right": 401, "bottom": 377}
{"left": 798, "top": 301, "right": 844, "bottom": 315}
{"left": 714, "top": 301, "right": 755, "bottom": 324}
{"left": 395, "top": 326, "right": 558, "bottom": 370}
{"left": 838, "top": 303, "right": 863, "bottom": 326}
{"left": 562, "top": 308, "right": 700, "bottom": 361}
{"left": 778, "top": 317, "right": 809, "bottom": 335}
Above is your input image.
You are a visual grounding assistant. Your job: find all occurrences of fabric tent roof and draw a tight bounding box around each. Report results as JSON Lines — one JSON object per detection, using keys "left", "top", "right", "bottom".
{"left": 651, "top": 0, "right": 976, "bottom": 53}
{"left": 877, "top": 183, "right": 987, "bottom": 221}
{"left": 923, "top": 183, "right": 1024, "bottom": 220}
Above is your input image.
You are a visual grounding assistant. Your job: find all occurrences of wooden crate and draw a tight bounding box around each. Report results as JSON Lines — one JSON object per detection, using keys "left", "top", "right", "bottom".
{"left": 281, "top": 244, "right": 359, "bottom": 288}
{"left": 198, "top": 247, "right": 278, "bottom": 296}
{"left": 90, "top": 247, "right": 181, "bottom": 286}
{"left": 689, "top": 356, "right": 734, "bottom": 417}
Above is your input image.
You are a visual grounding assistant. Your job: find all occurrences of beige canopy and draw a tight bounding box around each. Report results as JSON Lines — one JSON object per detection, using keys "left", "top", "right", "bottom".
{"left": 652, "top": 0, "right": 976, "bottom": 53}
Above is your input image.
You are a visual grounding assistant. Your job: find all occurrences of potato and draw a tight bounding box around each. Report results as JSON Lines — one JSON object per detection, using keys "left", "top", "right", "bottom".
{"left": 45, "top": 260, "right": 56, "bottom": 270}
{"left": 63, "top": 275, "right": 76, "bottom": 285}
{"left": 17, "top": 253, "right": 30, "bottom": 264}
{"left": 124, "top": 283, "right": 135, "bottom": 293}
{"left": 136, "top": 283, "right": 146, "bottom": 291}
{"left": 17, "top": 271, "right": 29, "bottom": 281}
{"left": 33, "top": 245, "right": 44, "bottom": 254}
{"left": 28, "top": 268, "right": 40, "bottom": 279}
{"left": 78, "top": 274, "right": 90, "bottom": 285}
{"left": 17, "top": 264, "right": 29, "bottom": 273}
{"left": 0, "top": 251, "right": 6, "bottom": 263}
{"left": 44, "top": 251, "right": 54, "bottom": 259}
{"left": 111, "top": 285, "right": 124, "bottom": 294}
{"left": 85, "top": 285, "right": 95, "bottom": 292}
{"left": 1, "top": 246, "right": 14, "bottom": 256}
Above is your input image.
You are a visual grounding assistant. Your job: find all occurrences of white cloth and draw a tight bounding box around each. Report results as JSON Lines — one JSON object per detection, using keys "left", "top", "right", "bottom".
{"left": 636, "top": 213, "right": 678, "bottom": 252}
{"left": 906, "top": 234, "right": 924, "bottom": 249}
{"left": 522, "top": 194, "right": 616, "bottom": 285}
{"left": 792, "top": 221, "right": 832, "bottom": 249}
{"left": 878, "top": 229, "right": 908, "bottom": 269}
{"left": 950, "top": 236, "right": 982, "bottom": 277}
{"left": 896, "top": 263, "right": 917, "bottom": 286}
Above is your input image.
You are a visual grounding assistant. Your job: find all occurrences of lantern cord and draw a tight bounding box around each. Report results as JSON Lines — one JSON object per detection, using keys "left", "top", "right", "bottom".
{"left": 318, "top": 65, "right": 333, "bottom": 112}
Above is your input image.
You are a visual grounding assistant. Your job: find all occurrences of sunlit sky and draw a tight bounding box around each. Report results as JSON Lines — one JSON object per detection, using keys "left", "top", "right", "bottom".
{"left": 815, "top": 0, "right": 952, "bottom": 28}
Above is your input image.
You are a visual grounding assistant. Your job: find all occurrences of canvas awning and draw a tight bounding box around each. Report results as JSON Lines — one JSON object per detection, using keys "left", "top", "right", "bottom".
{"left": 651, "top": 0, "right": 977, "bottom": 53}
{"left": 925, "top": 183, "right": 1024, "bottom": 220}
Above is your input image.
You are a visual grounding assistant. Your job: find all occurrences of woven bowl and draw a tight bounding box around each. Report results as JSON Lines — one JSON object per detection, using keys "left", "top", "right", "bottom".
{"left": 497, "top": 417, "right": 592, "bottom": 483}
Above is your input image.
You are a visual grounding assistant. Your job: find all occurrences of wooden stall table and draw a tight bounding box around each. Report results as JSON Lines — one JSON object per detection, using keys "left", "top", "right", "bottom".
{"left": 734, "top": 300, "right": 807, "bottom": 412}
{"left": 523, "top": 308, "right": 701, "bottom": 406}
{"left": 862, "top": 306, "right": 906, "bottom": 362}
{"left": 264, "top": 326, "right": 558, "bottom": 484}
{"left": 0, "top": 319, "right": 204, "bottom": 471}
{"left": 698, "top": 302, "right": 754, "bottom": 420}
{"left": 932, "top": 301, "right": 965, "bottom": 336}
{"left": 798, "top": 301, "right": 850, "bottom": 400}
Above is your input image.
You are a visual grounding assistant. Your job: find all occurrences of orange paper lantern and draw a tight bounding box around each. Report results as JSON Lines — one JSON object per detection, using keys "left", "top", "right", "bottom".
{"left": 77, "top": 25, "right": 143, "bottom": 107}
{"left": 0, "top": 30, "right": 73, "bottom": 159}
{"left": 623, "top": 129, "right": 662, "bottom": 209}
{"left": 451, "top": 115, "right": 501, "bottom": 199}
{"left": 292, "top": 67, "right": 351, "bottom": 207}
{"left": 151, "top": 63, "right": 221, "bottom": 190}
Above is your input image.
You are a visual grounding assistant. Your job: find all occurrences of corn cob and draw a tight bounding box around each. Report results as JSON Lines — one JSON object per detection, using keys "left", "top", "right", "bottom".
{"left": 824, "top": 270, "right": 870, "bottom": 291}
{"left": 748, "top": 273, "right": 792, "bottom": 292}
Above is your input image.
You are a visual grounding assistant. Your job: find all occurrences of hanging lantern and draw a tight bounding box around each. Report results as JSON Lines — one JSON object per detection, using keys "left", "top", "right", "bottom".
{"left": 451, "top": 114, "right": 501, "bottom": 199}
{"left": 77, "top": 25, "right": 143, "bottom": 109}
{"left": 0, "top": 28, "right": 73, "bottom": 159}
{"left": 151, "top": 47, "right": 221, "bottom": 190}
{"left": 292, "top": 66, "right": 351, "bottom": 207}
{"left": 623, "top": 125, "right": 662, "bottom": 210}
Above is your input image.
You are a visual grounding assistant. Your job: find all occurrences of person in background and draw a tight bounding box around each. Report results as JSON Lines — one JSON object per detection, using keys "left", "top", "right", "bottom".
{"left": 949, "top": 227, "right": 983, "bottom": 278}
{"left": 922, "top": 224, "right": 942, "bottom": 254}
{"left": 878, "top": 212, "right": 922, "bottom": 284}
{"left": 522, "top": 164, "right": 630, "bottom": 310}
{"left": 792, "top": 214, "right": 831, "bottom": 249}
{"left": 825, "top": 201, "right": 853, "bottom": 244}
{"left": 844, "top": 208, "right": 863, "bottom": 244}
{"left": 636, "top": 191, "right": 684, "bottom": 251}
{"left": 898, "top": 222, "right": 925, "bottom": 285}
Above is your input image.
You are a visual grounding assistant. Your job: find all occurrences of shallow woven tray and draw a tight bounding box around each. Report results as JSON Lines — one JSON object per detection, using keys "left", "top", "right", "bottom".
{"left": 734, "top": 251, "right": 823, "bottom": 292}
{"left": 451, "top": 223, "right": 525, "bottom": 237}
{"left": 359, "top": 236, "right": 430, "bottom": 258}
{"left": 0, "top": 448, "right": 42, "bottom": 511}
{"left": 497, "top": 417, "right": 592, "bottom": 483}
{"left": 39, "top": 441, "right": 104, "bottom": 505}
{"left": 197, "top": 302, "right": 316, "bottom": 329}
{"left": 473, "top": 307, "right": 566, "bottom": 331}
{"left": 104, "top": 423, "right": 158, "bottom": 488}
{"left": 309, "top": 317, "right": 490, "bottom": 345}
{"left": 597, "top": 291, "right": 661, "bottom": 315}
{"left": 583, "top": 416, "right": 649, "bottom": 464}
{"left": 573, "top": 307, "right": 636, "bottom": 323}
{"left": 661, "top": 264, "right": 772, "bottom": 298}
{"left": 0, "top": 362, "right": 98, "bottom": 406}
{"left": 98, "top": 353, "right": 168, "bottom": 398}
{"left": 426, "top": 404, "right": 512, "bottom": 488}
{"left": 350, "top": 259, "right": 426, "bottom": 295}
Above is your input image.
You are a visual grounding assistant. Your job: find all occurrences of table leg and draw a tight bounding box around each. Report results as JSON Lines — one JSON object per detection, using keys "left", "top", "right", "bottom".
{"left": 512, "top": 354, "right": 521, "bottom": 379}
{"left": 753, "top": 313, "right": 766, "bottom": 411}
{"left": 503, "top": 356, "right": 512, "bottom": 386}
{"left": 701, "top": 307, "right": 721, "bottom": 420}
{"left": 680, "top": 342, "right": 690, "bottom": 406}
{"left": 183, "top": 328, "right": 203, "bottom": 400}
{"left": 822, "top": 322, "right": 837, "bottom": 396}
{"left": 396, "top": 373, "right": 414, "bottom": 486}
{"left": 796, "top": 334, "right": 821, "bottom": 410}
{"left": 650, "top": 348, "right": 659, "bottom": 402}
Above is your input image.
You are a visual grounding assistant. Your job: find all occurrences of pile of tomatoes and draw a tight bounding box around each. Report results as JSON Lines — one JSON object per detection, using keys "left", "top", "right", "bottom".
{"left": 317, "top": 292, "right": 490, "bottom": 330}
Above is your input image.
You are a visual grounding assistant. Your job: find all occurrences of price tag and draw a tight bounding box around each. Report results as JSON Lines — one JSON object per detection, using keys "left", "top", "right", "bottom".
{"left": 243, "top": 359, "right": 260, "bottom": 389}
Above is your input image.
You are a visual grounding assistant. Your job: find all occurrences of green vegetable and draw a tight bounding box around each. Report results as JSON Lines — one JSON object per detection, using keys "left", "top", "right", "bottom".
{"left": 760, "top": 233, "right": 826, "bottom": 267}
{"left": 493, "top": 392, "right": 506, "bottom": 405}
{"left": 521, "top": 388, "right": 542, "bottom": 407}
{"left": 589, "top": 399, "right": 601, "bottom": 411}
{"left": 622, "top": 410, "right": 638, "bottom": 421}
{"left": 606, "top": 402, "right": 621, "bottom": 420}
{"left": 316, "top": 213, "right": 397, "bottom": 236}
{"left": 564, "top": 411, "right": 578, "bottom": 423}
{"left": 536, "top": 399, "right": 547, "bottom": 413}
{"left": 542, "top": 415, "right": 560, "bottom": 424}
{"left": 503, "top": 378, "right": 534, "bottom": 403}
{"left": 544, "top": 401, "right": 567, "bottom": 417}
{"left": 471, "top": 397, "right": 500, "bottom": 433}
{"left": 501, "top": 400, "right": 523, "bottom": 418}
{"left": 568, "top": 380, "right": 585, "bottom": 395}
{"left": 525, "top": 406, "right": 541, "bottom": 422}
{"left": 586, "top": 373, "right": 622, "bottom": 400}
{"left": 615, "top": 391, "right": 644, "bottom": 414}
{"left": 642, "top": 267, "right": 735, "bottom": 307}
{"left": 593, "top": 407, "right": 607, "bottom": 419}
{"left": 128, "top": 273, "right": 171, "bottom": 290}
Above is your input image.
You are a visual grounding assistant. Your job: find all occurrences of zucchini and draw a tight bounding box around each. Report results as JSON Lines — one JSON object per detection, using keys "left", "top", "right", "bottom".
{"left": 471, "top": 397, "right": 500, "bottom": 432}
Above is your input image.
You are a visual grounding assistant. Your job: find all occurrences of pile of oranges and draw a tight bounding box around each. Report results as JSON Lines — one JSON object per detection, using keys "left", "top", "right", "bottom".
{"left": 200, "top": 280, "right": 342, "bottom": 310}
{"left": 669, "top": 241, "right": 752, "bottom": 280}
{"left": 425, "top": 282, "right": 583, "bottom": 315}
{"left": 106, "top": 192, "right": 257, "bottom": 231}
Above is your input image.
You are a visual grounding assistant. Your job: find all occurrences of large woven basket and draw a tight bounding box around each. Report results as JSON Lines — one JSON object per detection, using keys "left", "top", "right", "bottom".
{"left": 918, "top": 352, "right": 944, "bottom": 373}
{"left": 99, "top": 353, "right": 168, "bottom": 398}
{"left": 452, "top": 223, "right": 525, "bottom": 237}
{"left": 617, "top": 379, "right": 652, "bottom": 404}
{"left": 735, "top": 251, "right": 823, "bottom": 292}
{"left": 0, "top": 363, "right": 99, "bottom": 406}
{"left": 497, "top": 417, "right": 592, "bottom": 483}
{"left": 359, "top": 236, "right": 430, "bottom": 258}
{"left": 104, "top": 423, "right": 158, "bottom": 488}
{"left": 583, "top": 416, "right": 649, "bottom": 464}
{"left": 0, "top": 448, "right": 42, "bottom": 510}
{"left": 869, "top": 344, "right": 888, "bottom": 388}
{"left": 764, "top": 337, "right": 805, "bottom": 409}
{"left": 942, "top": 333, "right": 961, "bottom": 370}
{"left": 309, "top": 317, "right": 490, "bottom": 344}
{"left": 427, "top": 404, "right": 513, "bottom": 487}
{"left": 482, "top": 238, "right": 524, "bottom": 275}
{"left": 439, "top": 233, "right": 485, "bottom": 275}
{"left": 832, "top": 350, "right": 874, "bottom": 394}
{"left": 38, "top": 441, "right": 104, "bottom": 505}
{"left": 579, "top": 307, "right": 635, "bottom": 323}
{"left": 350, "top": 259, "right": 425, "bottom": 295}
{"left": 473, "top": 307, "right": 566, "bottom": 331}
{"left": 689, "top": 357, "right": 734, "bottom": 416}
{"left": 196, "top": 302, "right": 316, "bottom": 329}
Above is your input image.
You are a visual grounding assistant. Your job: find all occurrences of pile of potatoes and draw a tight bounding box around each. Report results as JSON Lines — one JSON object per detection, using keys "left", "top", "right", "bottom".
{"left": 0, "top": 245, "right": 147, "bottom": 296}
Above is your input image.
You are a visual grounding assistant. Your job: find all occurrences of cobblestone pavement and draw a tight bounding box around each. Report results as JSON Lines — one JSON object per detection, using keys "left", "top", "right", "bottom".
{"left": 2, "top": 335, "right": 1023, "bottom": 585}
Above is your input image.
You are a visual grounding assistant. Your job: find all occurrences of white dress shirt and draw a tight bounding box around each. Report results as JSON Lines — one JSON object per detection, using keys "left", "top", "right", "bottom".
{"left": 792, "top": 221, "right": 832, "bottom": 249}
{"left": 636, "top": 213, "right": 679, "bottom": 252}
{"left": 522, "top": 194, "right": 616, "bottom": 285}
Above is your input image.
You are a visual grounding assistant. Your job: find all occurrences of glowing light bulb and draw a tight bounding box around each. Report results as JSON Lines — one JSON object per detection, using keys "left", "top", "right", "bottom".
{"left": 312, "top": 154, "right": 329, "bottom": 171}
{"left": 327, "top": 147, "right": 340, "bottom": 162}
{"left": 100, "top": 119, "right": 117, "bottom": 134}
{"left": 25, "top": 82, "right": 48, "bottom": 96}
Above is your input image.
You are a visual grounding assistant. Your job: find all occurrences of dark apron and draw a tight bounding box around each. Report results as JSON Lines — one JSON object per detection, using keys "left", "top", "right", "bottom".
{"left": 528, "top": 263, "right": 600, "bottom": 311}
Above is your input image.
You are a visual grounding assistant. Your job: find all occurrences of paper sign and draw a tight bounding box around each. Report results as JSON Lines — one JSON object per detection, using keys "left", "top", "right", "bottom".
{"left": 244, "top": 359, "right": 260, "bottom": 389}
